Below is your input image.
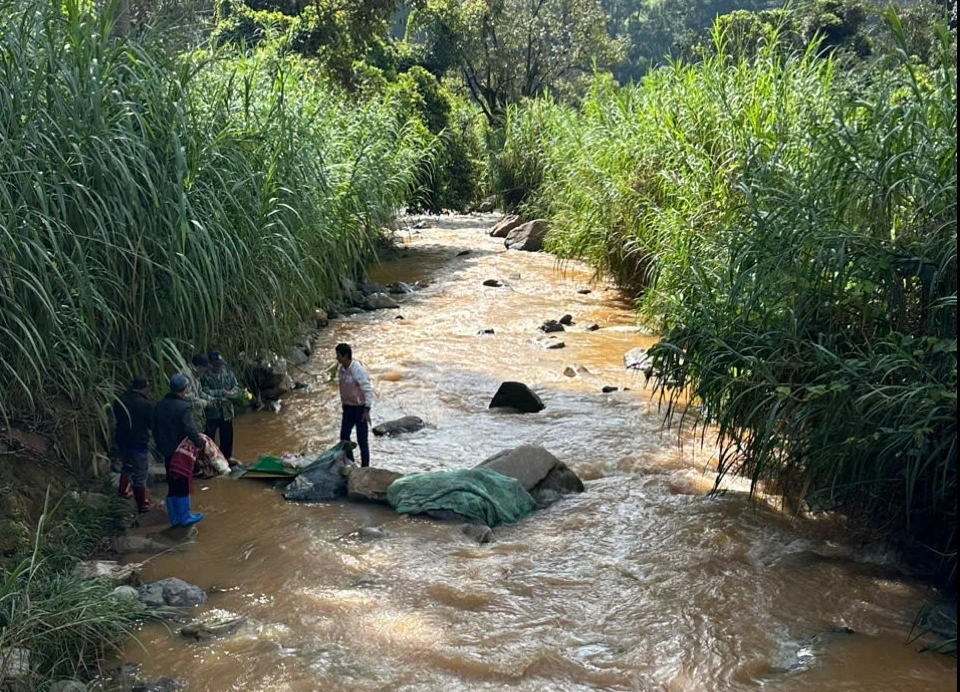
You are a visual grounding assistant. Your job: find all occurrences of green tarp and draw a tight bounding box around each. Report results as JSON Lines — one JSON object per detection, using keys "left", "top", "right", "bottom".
{"left": 386, "top": 468, "right": 538, "bottom": 527}
{"left": 242, "top": 441, "right": 354, "bottom": 479}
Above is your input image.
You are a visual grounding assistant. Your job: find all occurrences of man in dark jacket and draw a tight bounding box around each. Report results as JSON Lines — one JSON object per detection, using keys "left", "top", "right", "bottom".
{"left": 113, "top": 376, "right": 155, "bottom": 513}
{"left": 153, "top": 373, "right": 206, "bottom": 526}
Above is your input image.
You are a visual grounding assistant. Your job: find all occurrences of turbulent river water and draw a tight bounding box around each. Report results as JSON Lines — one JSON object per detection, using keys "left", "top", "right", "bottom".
{"left": 122, "top": 215, "right": 957, "bottom": 692}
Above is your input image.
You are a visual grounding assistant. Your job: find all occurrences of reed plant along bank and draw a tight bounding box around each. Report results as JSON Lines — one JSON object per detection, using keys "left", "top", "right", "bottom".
{"left": 0, "top": 0, "right": 428, "bottom": 449}
{"left": 495, "top": 18, "right": 957, "bottom": 586}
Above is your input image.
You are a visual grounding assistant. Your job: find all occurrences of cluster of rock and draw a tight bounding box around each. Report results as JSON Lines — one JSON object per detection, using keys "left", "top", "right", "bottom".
{"left": 488, "top": 215, "right": 550, "bottom": 252}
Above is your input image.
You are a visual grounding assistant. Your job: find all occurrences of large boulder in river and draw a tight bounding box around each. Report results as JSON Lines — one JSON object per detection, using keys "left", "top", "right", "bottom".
{"left": 504, "top": 219, "right": 549, "bottom": 251}
{"left": 489, "top": 382, "right": 545, "bottom": 413}
{"left": 347, "top": 467, "right": 404, "bottom": 503}
{"left": 489, "top": 214, "right": 523, "bottom": 238}
{"left": 372, "top": 416, "right": 425, "bottom": 437}
{"left": 476, "top": 445, "right": 584, "bottom": 506}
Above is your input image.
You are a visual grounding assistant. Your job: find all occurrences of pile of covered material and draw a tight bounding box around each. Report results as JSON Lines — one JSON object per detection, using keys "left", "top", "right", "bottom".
{"left": 386, "top": 468, "right": 538, "bottom": 527}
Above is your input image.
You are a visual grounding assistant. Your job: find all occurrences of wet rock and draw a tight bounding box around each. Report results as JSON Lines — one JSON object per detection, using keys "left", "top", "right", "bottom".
{"left": 529, "top": 463, "right": 585, "bottom": 507}
{"left": 180, "top": 614, "right": 246, "bottom": 641}
{"left": 456, "top": 249, "right": 471, "bottom": 256}
{"left": 111, "top": 536, "right": 171, "bottom": 556}
{"left": 111, "top": 585, "right": 140, "bottom": 602}
{"left": 539, "top": 320, "right": 564, "bottom": 333}
{"left": 488, "top": 382, "right": 545, "bottom": 413}
{"left": 50, "top": 681, "right": 87, "bottom": 692}
{"left": 624, "top": 347, "right": 652, "bottom": 372}
{"left": 577, "top": 288, "right": 592, "bottom": 294}
{"left": 138, "top": 578, "right": 206, "bottom": 608}
{"left": 341, "top": 306, "right": 365, "bottom": 316}
{"left": 249, "top": 352, "right": 287, "bottom": 391}
{"left": 504, "top": 219, "right": 549, "bottom": 251}
{"left": 372, "top": 416, "right": 425, "bottom": 437}
{"left": 395, "top": 315, "right": 405, "bottom": 320}
{"left": 314, "top": 308, "right": 328, "bottom": 328}
{"left": 363, "top": 293, "right": 400, "bottom": 310}
{"left": 292, "top": 381, "right": 309, "bottom": 390}
{"left": 489, "top": 214, "right": 523, "bottom": 238}
{"left": 477, "top": 445, "right": 584, "bottom": 506}
{"left": 347, "top": 467, "right": 404, "bottom": 503}
{"left": 76, "top": 560, "right": 142, "bottom": 586}
{"left": 461, "top": 524, "right": 494, "bottom": 544}
{"left": 340, "top": 526, "right": 389, "bottom": 542}
{"left": 158, "top": 524, "right": 199, "bottom": 543}
{"left": 283, "top": 451, "right": 351, "bottom": 502}
{"left": 558, "top": 314, "right": 574, "bottom": 326}
{"left": 563, "top": 364, "right": 590, "bottom": 378}
{"left": 533, "top": 336, "right": 565, "bottom": 349}
{"left": 601, "top": 385, "right": 631, "bottom": 393}
{"left": 287, "top": 345, "right": 309, "bottom": 367}
{"left": 586, "top": 324, "right": 600, "bottom": 331}
{"left": 477, "top": 328, "right": 495, "bottom": 335}
{"left": 412, "top": 219, "right": 429, "bottom": 229}
{"left": 260, "top": 374, "right": 294, "bottom": 401}
{"left": 482, "top": 279, "right": 502, "bottom": 287}
{"left": 359, "top": 281, "right": 385, "bottom": 296}
{"left": 387, "top": 281, "right": 414, "bottom": 294}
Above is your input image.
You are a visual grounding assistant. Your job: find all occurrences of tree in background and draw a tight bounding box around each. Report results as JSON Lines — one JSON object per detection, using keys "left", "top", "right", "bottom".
{"left": 411, "top": 0, "right": 625, "bottom": 124}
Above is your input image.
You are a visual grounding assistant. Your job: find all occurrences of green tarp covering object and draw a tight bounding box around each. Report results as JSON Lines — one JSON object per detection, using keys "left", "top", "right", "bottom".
{"left": 242, "top": 441, "right": 355, "bottom": 479}
{"left": 386, "top": 468, "right": 538, "bottom": 527}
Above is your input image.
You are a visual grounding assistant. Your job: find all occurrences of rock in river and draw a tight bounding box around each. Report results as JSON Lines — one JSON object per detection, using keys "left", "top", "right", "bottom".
{"left": 476, "top": 444, "right": 584, "bottom": 507}
{"left": 504, "top": 219, "right": 549, "bottom": 251}
{"left": 488, "top": 382, "right": 545, "bottom": 413}
{"left": 347, "top": 467, "right": 404, "bottom": 503}
{"left": 138, "top": 578, "right": 206, "bottom": 608}
{"left": 372, "top": 416, "right": 425, "bottom": 437}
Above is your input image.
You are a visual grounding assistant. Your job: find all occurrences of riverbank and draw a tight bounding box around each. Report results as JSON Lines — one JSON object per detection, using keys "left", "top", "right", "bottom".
{"left": 108, "top": 215, "right": 956, "bottom": 691}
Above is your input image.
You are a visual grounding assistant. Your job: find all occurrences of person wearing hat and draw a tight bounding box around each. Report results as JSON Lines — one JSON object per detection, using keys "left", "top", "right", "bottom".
{"left": 113, "top": 376, "right": 156, "bottom": 513}
{"left": 186, "top": 353, "right": 214, "bottom": 427}
{"left": 153, "top": 373, "right": 206, "bottom": 526}
{"left": 200, "top": 351, "right": 240, "bottom": 460}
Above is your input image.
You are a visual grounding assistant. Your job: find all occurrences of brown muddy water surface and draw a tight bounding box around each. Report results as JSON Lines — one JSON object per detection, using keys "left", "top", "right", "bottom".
{"left": 122, "top": 215, "right": 957, "bottom": 692}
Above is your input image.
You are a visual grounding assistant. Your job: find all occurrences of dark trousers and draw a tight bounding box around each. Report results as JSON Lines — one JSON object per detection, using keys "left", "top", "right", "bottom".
{"left": 340, "top": 405, "right": 370, "bottom": 467}
{"left": 205, "top": 418, "right": 234, "bottom": 459}
{"left": 121, "top": 448, "right": 150, "bottom": 488}
{"left": 164, "top": 455, "right": 190, "bottom": 498}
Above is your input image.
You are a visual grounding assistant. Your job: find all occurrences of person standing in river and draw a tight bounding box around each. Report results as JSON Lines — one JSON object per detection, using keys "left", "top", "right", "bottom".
{"left": 113, "top": 376, "right": 156, "bottom": 513}
{"left": 200, "top": 350, "right": 240, "bottom": 460}
{"left": 153, "top": 373, "right": 206, "bottom": 526}
{"left": 336, "top": 342, "right": 373, "bottom": 467}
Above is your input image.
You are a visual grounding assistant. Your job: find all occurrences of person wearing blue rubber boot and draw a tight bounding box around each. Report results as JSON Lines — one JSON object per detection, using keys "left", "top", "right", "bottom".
{"left": 153, "top": 373, "right": 207, "bottom": 526}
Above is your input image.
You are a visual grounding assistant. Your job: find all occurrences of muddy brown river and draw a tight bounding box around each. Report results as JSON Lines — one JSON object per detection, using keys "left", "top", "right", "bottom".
{"left": 122, "top": 215, "right": 957, "bottom": 691}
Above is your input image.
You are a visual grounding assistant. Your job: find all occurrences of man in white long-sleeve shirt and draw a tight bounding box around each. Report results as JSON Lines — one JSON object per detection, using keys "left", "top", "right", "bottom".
{"left": 335, "top": 342, "right": 374, "bottom": 467}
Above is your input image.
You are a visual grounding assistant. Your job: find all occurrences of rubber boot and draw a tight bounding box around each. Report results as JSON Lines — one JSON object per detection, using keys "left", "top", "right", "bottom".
{"left": 166, "top": 496, "right": 181, "bottom": 527}
{"left": 132, "top": 487, "right": 156, "bottom": 514}
{"left": 117, "top": 474, "right": 133, "bottom": 499}
{"left": 174, "top": 496, "right": 203, "bottom": 526}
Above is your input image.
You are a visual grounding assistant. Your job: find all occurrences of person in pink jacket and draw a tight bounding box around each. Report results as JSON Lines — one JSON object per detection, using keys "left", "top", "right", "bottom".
{"left": 335, "top": 342, "right": 374, "bottom": 467}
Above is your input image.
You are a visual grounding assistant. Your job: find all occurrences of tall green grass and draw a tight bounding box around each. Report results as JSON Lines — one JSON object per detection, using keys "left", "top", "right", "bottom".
{"left": 1, "top": 491, "right": 145, "bottom": 687}
{"left": 493, "top": 16, "right": 957, "bottom": 586}
{"left": 0, "top": 0, "right": 427, "bottom": 452}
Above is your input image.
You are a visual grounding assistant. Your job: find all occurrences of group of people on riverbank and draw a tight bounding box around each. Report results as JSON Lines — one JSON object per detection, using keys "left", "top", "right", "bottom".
{"left": 112, "top": 351, "right": 239, "bottom": 524}
{"left": 112, "top": 343, "right": 374, "bottom": 525}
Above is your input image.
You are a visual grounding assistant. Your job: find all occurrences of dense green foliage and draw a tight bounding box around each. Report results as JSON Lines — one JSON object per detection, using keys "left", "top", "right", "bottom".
{"left": 493, "top": 15, "right": 958, "bottom": 585}
{"left": 1, "top": 492, "right": 144, "bottom": 687}
{"left": 0, "top": 0, "right": 426, "bottom": 443}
